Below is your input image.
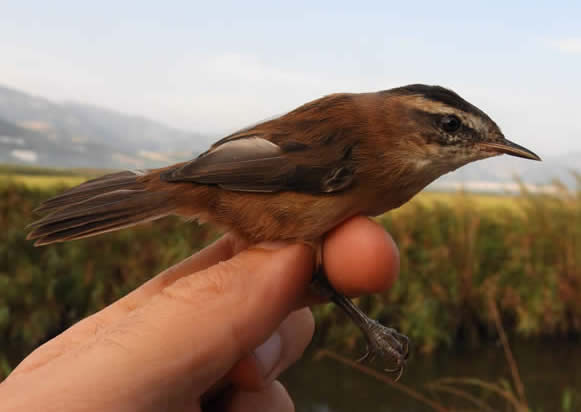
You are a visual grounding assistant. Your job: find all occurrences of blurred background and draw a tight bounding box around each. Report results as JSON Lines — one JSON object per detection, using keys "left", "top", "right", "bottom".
{"left": 0, "top": 1, "right": 579, "bottom": 411}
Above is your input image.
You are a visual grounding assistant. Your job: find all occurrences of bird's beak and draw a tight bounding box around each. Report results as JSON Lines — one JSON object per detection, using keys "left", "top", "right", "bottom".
{"left": 479, "top": 139, "right": 541, "bottom": 161}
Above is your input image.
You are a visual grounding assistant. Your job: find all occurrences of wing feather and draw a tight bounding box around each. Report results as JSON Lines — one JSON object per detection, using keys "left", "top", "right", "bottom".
{"left": 160, "top": 130, "right": 356, "bottom": 194}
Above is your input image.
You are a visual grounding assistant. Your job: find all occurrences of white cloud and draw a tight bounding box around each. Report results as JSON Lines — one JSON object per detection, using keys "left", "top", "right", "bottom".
{"left": 11, "top": 150, "right": 38, "bottom": 163}
{"left": 553, "top": 37, "right": 581, "bottom": 54}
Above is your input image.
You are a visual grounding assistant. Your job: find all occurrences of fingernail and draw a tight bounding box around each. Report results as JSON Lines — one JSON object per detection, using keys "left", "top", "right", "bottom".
{"left": 253, "top": 331, "right": 282, "bottom": 378}
{"left": 253, "top": 241, "right": 291, "bottom": 250}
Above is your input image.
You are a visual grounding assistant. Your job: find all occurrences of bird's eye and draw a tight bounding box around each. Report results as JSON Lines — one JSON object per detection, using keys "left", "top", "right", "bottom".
{"left": 440, "top": 115, "right": 461, "bottom": 133}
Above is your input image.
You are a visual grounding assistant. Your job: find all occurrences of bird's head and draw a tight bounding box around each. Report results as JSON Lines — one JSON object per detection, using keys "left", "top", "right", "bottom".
{"left": 383, "top": 84, "right": 540, "bottom": 176}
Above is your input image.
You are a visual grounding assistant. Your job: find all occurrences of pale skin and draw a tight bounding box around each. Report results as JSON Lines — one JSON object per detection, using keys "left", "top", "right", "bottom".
{"left": 0, "top": 216, "right": 399, "bottom": 412}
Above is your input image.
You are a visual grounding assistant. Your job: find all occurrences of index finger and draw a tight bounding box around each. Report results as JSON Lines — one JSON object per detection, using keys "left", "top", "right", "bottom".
{"left": 108, "top": 233, "right": 250, "bottom": 313}
{"left": 12, "top": 233, "right": 250, "bottom": 376}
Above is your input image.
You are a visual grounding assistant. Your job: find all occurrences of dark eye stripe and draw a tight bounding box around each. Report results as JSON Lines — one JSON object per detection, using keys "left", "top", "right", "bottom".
{"left": 411, "top": 109, "right": 481, "bottom": 145}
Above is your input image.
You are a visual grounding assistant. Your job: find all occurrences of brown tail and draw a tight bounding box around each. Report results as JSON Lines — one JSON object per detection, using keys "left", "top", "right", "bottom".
{"left": 27, "top": 170, "right": 175, "bottom": 246}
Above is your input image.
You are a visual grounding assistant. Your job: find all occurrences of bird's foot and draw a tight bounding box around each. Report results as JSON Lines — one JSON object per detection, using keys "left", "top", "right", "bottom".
{"left": 357, "top": 319, "right": 409, "bottom": 381}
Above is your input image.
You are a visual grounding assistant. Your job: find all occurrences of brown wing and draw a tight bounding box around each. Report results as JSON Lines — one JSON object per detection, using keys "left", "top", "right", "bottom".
{"left": 160, "top": 135, "right": 356, "bottom": 194}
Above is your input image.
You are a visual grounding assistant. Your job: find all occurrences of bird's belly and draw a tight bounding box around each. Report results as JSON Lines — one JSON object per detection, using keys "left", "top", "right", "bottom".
{"left": 208, "top": 190, "right": 356, "bottom": 243}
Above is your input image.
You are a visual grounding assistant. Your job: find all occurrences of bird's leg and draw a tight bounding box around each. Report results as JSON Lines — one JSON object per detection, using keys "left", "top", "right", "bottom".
{"left": 310, "top": 266, "right": 410, "bottom": 381}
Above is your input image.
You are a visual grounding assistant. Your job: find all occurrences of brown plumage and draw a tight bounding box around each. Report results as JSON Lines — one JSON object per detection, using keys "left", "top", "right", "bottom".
{"left": 27, "top": 84, "right": 540, "bottom": 377}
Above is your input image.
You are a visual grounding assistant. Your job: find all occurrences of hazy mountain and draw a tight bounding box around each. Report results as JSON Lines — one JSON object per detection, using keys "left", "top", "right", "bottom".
{"left": 0, "top": 116, "right": 122, "bottom": 167}
{"left": 0, "top": 85, "right": 210, "bottom": 169}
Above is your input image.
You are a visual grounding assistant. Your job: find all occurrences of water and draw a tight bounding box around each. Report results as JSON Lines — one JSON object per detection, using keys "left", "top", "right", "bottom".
{"left": 280, "top": 339, "right": 581, "bottom": 411}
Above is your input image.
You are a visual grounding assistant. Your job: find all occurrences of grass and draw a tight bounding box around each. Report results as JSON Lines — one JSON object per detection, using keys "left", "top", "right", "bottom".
{"left": 0, "top": 164, "right": 112, "bottom": 177}
{"left": 0, "top": 174, "right": 88, "bottom": 188}
{"left": 0, "top": 164, "right": 108, "bottom": 189}
{"left": 401, "top": 190, "right": 520, "bottom": 211}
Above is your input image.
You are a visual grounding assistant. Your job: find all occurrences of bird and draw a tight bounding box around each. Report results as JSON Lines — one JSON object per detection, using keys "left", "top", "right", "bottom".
{"left": 27, "top": 84, "right": 541, "bottom": 379}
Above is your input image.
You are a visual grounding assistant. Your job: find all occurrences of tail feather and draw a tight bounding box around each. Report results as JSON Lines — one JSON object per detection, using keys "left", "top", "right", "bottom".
{"left": 34, "top": 170, "right": 146, "bottom": 215}
{"left": 27, "top": 170, "right": 175, "bottom": 246}
{"left": 31, "top": 210, "right": 165, "bottom": 246}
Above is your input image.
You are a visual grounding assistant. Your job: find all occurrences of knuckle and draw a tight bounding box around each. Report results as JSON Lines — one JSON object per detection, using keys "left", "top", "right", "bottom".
{"left": 159, "top": 257, "right": 250, "bottom": 306}
{"left": 85, "top": 315, "right": 109, "bottom": 337}
{"left": 202, "top": 260, "right": 242, "bottom": 296}
{"left": 94, "top": 324, "right": 140, "bottom": 354}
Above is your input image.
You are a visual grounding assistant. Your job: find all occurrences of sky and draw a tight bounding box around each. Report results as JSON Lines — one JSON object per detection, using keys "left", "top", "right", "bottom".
{"left": 1, "top": 1, "right": 580, "bottom": 155}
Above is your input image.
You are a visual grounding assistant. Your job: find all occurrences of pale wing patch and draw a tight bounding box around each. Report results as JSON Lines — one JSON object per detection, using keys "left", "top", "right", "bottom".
{"left": 159, "top": 136, "right": 286, "bottom": 191}
{"left": 204, "top": 136, "right": 282, "bottom": 163}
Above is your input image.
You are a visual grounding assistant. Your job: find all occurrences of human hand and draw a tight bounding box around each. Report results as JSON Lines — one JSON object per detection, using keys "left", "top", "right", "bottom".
{"left": 1, "top": 216, "right": 399, "bottom": 412}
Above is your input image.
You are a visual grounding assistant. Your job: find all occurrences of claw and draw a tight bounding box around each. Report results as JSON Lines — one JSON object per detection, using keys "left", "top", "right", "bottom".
{"left": 357, "top": 348, "right": 372, "bottom": 363}
{"left": 386, "top": 363, "right": 405, "bottom": 382}
{"left": 359, "top": 320, "right": 410, "bottom": 379}
{"left": 398, "top": 334, "right": 410, "bottom": 361}
{"left": 358, "top": 336, "right": 406, "bottom": 381}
